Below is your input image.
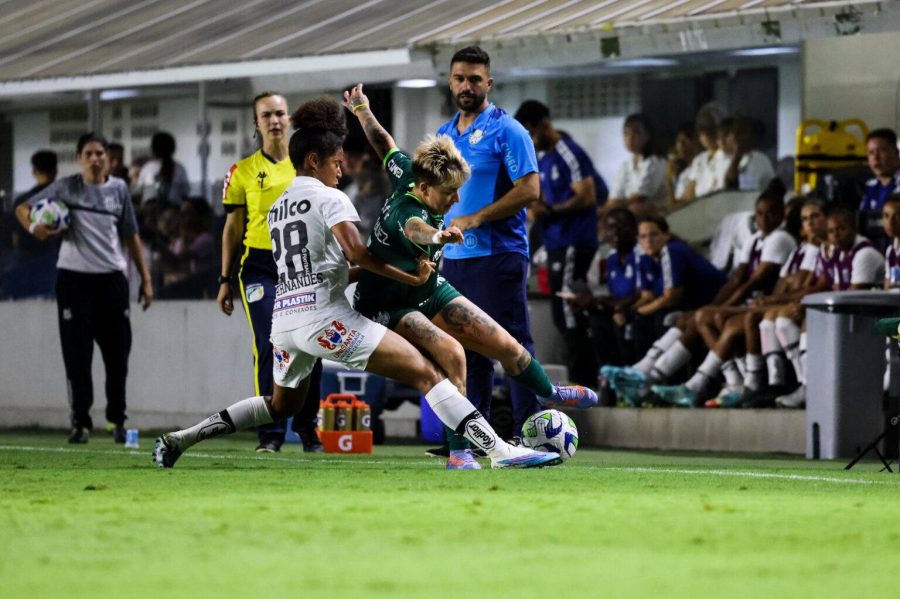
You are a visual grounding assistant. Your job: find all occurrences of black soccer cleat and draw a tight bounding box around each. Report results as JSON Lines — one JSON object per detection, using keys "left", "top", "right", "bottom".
{"left": 152, "top": 434, "right": 183, "bottom": 468}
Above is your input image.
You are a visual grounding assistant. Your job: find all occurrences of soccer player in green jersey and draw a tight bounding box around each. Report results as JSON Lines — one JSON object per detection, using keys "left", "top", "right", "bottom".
{"left": 345, "top": 84, "right": 597, "bottom": 470}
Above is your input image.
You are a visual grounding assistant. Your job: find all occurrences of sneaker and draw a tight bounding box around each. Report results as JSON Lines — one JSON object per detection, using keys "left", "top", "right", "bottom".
{"left": 255, "top": 439, "right": 282, "bottom": 453}
{"left": 490, "top": 445, "right": 562, "bottom": 469}
{"left": 446, "top": 449, "right": 482, "bottom": 470}
{"left": 68, "top": 427, "right": 89, "bottom": 444}
{"left": 152, "top": 434, "right": 183, "bottom": 468}
{"left": 297, "top": 428, "right": 324, "bottom": 453}
{"left": 112, "top": 424, "right": 126, "bottom": 444}
{"left": 875, "top": 317, "right": 900, "bottom": 339}
{"left": 539, "top": 385, "right": 599, "bottom": 409}
{"left": 652, "top": 384, "right": 699, "bottom": 408}
{"left": 776, "top": 385, "right": 806, "bottom": 408}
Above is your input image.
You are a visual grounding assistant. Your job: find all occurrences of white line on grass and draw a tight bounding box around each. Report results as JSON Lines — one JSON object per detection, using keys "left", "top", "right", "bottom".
{"left": 2, "top": 445, "right": 897, "bottom": 483}
{"left": 0, "top": 445, "right": 431, "bottom": 466}
{"left": 606, "top": 466, "right": 888, "bottom": 485}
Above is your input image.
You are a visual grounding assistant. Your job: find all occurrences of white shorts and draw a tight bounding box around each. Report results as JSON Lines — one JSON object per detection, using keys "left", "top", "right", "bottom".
{"left": 270, "top": 306, "right": 387, "bottom": 389}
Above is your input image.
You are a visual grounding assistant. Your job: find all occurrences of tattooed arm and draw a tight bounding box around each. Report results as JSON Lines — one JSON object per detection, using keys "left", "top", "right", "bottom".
{"left": 343, "top": 83, "right": 395, "bottom": 161}
{"left": 404, "top": 218, "right": 464, "bottom": 246}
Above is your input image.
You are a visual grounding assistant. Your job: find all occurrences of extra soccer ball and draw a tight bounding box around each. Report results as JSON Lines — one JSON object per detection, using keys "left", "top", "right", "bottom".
{"left": 521, "top": 409, "right": 578, "bottom": 460}
{"left": 30, "top": 198, "right": 70, "bottom": 232}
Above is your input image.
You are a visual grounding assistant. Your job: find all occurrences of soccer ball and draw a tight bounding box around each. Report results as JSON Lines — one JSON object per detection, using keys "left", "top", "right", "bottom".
{"left": 521, "top": 409, "right": 578, "bottom": 460}
{"left": 30, "top": 198, "right": 70, "bottom": 232}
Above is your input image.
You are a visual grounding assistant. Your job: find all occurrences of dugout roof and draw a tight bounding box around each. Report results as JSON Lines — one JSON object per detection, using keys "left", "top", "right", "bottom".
{"left": 0, "top": 0, "right": 892, "bottom": 95}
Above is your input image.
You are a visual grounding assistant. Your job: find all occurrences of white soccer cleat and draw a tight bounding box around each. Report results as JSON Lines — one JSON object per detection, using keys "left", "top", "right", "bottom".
{"left": 152, "top": 434, "right": 184, "bottom": 468}
{"left": 490, "top": 444, "right": 562, "bottom": 469}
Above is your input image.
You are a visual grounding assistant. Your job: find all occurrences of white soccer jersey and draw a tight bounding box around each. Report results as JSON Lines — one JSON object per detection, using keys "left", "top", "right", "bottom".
{"left": 268, "top": 176, "right": 360, "bottom": 334}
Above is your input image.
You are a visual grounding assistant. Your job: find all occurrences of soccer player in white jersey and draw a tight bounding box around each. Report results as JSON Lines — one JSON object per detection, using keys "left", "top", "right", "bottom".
{"left": 153, "top": 98, "right": 559, "bottom": 469}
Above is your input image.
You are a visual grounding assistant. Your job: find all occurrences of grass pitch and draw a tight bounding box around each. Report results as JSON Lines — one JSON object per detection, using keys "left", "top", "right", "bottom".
{"left": 2, "top": 431, "right": 899, "bottom": 598}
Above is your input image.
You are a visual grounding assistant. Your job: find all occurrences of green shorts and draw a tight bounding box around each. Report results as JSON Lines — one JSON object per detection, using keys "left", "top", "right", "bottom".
{"left": 358, "top": 276, "right": 462, "bottom": 330}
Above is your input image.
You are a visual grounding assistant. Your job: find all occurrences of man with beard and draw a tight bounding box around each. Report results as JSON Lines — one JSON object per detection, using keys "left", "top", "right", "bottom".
{"left": 436, "top": 46, "right": 545, "bottom": 446}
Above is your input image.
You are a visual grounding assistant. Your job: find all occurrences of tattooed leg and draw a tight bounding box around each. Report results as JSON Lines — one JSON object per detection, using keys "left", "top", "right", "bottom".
{"left": 433, "top": 297, "right": 529, "bottom": 375}
{"left": 395, "top": 311, "right": 467, "bottom": 395}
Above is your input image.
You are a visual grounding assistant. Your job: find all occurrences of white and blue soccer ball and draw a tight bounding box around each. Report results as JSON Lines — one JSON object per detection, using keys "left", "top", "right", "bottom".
{"left": 521, "top": 409, "right": 578, "bottom": 460}
{"left": 30, "top": 198, "right": 70, "bottom": 232}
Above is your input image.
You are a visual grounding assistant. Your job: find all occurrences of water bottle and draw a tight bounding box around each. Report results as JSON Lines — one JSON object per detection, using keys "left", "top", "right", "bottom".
{"left": 125, "top": 429, "right": 139, "bottom": 448}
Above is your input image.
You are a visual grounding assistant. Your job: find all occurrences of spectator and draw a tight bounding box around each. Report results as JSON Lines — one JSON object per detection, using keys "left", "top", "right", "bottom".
{"left": 680, "top": 104, "right": 728, "bottom": 202}
{"left": 858, "top": 128, "right": 900, "bottom": 250}
{"left": 667, "top": 123, "right": 700, "bottom": 207}
{"left": 820, "top": 206, "right": 884, "bottom": 291}
{"left": 108, "top": 143, "right": 130, "bottom": 183}
{"left": 882, "top": 194, "right": 900, "bottom": 288}
{"left": 436, "top": 46, "right": 544, "bottom": 439}
{"left": 157, "top": 198, "right": 216, "bottom": 298}
{"left": 514, "top": 99, "right": 604, "bottom": 387}
{"left": 722, "top": 116, "right": 775, "bottom": 192}
{"left": 607, "top": 113, "right": 667, "bottom": 214}
{"left": 13, "top": 132, "right": 153, "bottom": 444}
{"left": 137, "top": 131, "right": 190, "bottom": 207}
{"left": 632, "top": 215, "right": 726, "bottom": 353}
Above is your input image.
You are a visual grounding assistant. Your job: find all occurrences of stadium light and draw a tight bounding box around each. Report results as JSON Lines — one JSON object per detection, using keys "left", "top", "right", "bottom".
{"left": 99, "top": 89, "right": 139, "bottom": 101}
{"left": 609, "top": 58, "right": 678, "bottom": 68}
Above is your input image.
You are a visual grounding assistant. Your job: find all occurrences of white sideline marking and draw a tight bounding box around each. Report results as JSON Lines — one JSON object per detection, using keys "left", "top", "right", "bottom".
{"left": 0, "top": 445, "right": 417, "bottom": 466}
{"left": 1, "top": 445, "right": 897, "bottom": 483}
{"left": 607, "top": 466, "right": 886, "bottom": 485}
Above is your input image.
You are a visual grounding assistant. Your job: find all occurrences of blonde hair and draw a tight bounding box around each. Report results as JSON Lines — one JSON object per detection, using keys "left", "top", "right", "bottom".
{"left": 412, "top": 134, "right": 470, "bottom": 189}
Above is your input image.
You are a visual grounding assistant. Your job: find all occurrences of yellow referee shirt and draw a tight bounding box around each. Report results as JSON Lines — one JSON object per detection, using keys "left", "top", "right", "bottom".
{"left": 222, "top": 149, "right": 295, "bottom": 250}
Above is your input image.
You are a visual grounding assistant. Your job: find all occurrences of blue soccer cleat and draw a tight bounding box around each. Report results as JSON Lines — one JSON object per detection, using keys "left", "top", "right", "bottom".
{"left": 491, "top": 445, "right": 562, "bottom": 469}
{"left": 152, "top": 434, "right": 183, "bottom": 468}
{"left": 651, "top": 384, "right": 699, "bottom": 408}
{"left": 446, "top": 449, "right": 482, "bottom": 470}
{"left": 539, "top": 385, "right": 599, "bottom": 409}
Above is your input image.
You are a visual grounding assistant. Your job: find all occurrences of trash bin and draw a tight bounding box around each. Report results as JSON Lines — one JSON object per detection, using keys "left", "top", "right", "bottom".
{"left": 802, "top": 291, "right": 900, "bottom": 459}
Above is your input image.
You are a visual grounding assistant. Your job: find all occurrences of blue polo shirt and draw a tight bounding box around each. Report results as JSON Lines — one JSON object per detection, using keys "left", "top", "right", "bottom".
{"left": 438, "top": 103, "right": 538, "bottom": 259}
{"left": 539, "top": 135, "right": 602, "bottom": 251}
{"left": 637, "top": 239, "right": 726, "bottom": 309}
{"left": 605, "top": 244, "right": 640, "bottom": 299}
{"left": 859, "top": 172, "right": 900, "bottom": 212}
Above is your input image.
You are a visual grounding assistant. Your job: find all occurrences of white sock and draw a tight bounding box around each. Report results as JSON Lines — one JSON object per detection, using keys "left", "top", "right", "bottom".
{"left": 775, "top": 317, "right": 801, "bottom": 354}
{"left": 745, "top": 353, "right": 765, "bottom": 391}
{"left": 633, "top": 327, "right": 682, "bottom": 373}
{"left": 796, "top": 333, "right": 807, "bottom": 384}
{"left": 734, "top": 355, "right": 747, "bottom": 379}
{"left": 172, "top": 395, "right": 273, "bottom": 450}
{"left": 685, "top": 352, "right": 722, "bottom": 393}
{"left": 650, "top": 340, "right": 692, "bottom": 383}
{"left": 425, "top": 379, "right": 510, "bottom": 458}
{"left": 759, "top": 319, "right": 780, "bottom": 355}
{"left": 765, "top": 353, "right": 786, "bottom": 386}
{"left": 722, "top": 359, "right": 743, "bottom": 388}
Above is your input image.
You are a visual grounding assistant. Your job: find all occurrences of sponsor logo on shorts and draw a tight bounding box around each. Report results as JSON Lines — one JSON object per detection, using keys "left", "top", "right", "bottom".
{"left": 273, "top": 347, "right": 291, "bottom": 372}
{"left": 245, "top": 284, "right": 264, "bottom": 303}
{"left": 316, "top": 320, "right": 366, "bottom": 360}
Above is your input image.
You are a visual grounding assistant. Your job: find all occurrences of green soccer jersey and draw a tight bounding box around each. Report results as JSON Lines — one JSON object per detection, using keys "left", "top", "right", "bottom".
{"left": 354, "top": 148, "right": 446, "bottom": 313}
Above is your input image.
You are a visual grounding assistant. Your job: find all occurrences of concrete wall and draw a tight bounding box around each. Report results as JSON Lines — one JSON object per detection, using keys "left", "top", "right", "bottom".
{"left": 804, "top": 32, "right": 900, "bottom": 131}
{"left": 0, "top": 298, "right": 562, "bottom": 430}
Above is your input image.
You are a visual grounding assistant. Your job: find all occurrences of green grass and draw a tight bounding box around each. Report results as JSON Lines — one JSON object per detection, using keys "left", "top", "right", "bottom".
{"left": 2, "top": 431, "right": 899, "bottom": 598}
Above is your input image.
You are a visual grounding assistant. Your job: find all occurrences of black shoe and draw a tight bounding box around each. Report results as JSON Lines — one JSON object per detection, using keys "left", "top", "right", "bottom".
{"left": 300, "top": 431, "right": 324, "bottom": 453}
{"left": 741, "top": 387, "right": 780, "bottom": 409}
{"left": 112, "top": 424, "right": 126, "bottom": 444}
{"left": 68, "top": 427, "right": 89, "bottom": 444}
{"left": 255, "top": 439, "right": 282, "bottom": 453}
{"left": 425, "top": 445, "right": 449, "bottom": 457}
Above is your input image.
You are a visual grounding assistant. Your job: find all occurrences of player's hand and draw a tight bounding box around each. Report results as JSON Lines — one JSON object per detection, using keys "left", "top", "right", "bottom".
{"left": 217, "top": 282, "right": 234, "bottom": 316}
{"left": 343, "top": 84, "right": 370, "bottom": 115}
{"left": 449, "top": 214, "right": 483, "bottom": 232}
{"left": 139, "top": 279, "right": 154, "bottom": 311}
{"left": 435, "top": 226, "right": 463, "bottom": 245}
{"left": 411, "top": 257, "right": 436, "bottom": 286}
{"left": 31, "top": 224, "right": 63, "bottom": 241}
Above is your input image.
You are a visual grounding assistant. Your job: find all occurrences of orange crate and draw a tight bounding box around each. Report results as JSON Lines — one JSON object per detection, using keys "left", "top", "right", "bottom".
{"left": 317, "top": 430, "right": 373, "bottom": 454}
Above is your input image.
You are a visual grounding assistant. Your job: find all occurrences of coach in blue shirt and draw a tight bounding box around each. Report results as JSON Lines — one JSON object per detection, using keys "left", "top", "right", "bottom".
{"left": 437, "top": 46, "right": 542, "bottom": 433}
{"left": 515, "top": 99, "right": 607, "bottom": 387}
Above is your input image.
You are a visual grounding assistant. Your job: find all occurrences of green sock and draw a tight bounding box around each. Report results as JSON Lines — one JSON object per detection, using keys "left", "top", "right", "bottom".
{"left": 445, "top": 425, "right": 471, "bottom": 451}
{"left": 510, "top": 355, "right": 554, "bottom": 398}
